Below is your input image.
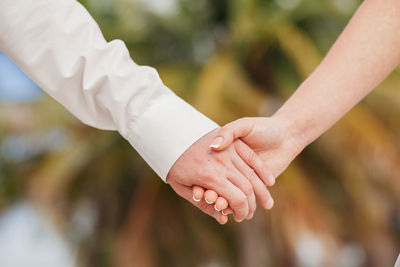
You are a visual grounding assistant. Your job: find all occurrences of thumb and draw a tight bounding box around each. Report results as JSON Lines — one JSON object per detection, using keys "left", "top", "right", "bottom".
{"left": 210, "top": 118, "right": 255, "bottom": 151}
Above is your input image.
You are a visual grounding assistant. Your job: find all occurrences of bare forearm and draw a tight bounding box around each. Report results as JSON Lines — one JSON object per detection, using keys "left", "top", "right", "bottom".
{"left": 274, "top": 0, "right": 400, "bottom": 149}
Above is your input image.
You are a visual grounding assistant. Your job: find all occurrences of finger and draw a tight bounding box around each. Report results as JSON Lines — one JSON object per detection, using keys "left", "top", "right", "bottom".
{"left": 227, "top": 168, "right": 256, "bottom": 221}
{"left": 170, "top": 181, "right": 228, "bottom": 224}
{"left": 192, "top": 186, "right": 205, "bottom": 202}
{"left": 245, "top": 186, "right": 256, "bottom": 219}
{"left": 214, "top": 196, "right": 228, "bottom": 212}
{"left": 201, "top": 190, "right": 229, "bottom": 211}
{"left": 204, "top": 190, "right": 218, "bottom": 204}
{"left": 210, "top": 118, "right": 255, "bottom": 151}
{"left": 246, "top": 190, "right": 256, "bottom": 220}
{"left": 193, "top": 195, "right": 229, "bottom": 224}
{"left": 231, "top": 153, "right": 260, "bottom": 219}
{"left": 222, "top": 208, "right": 233, "bottom": 216}
{"left": 235, "top": 140, "right": 275, "bottom": 186}
{"left": 196, "top": 176, "right": 250, "bottom": 222}
{"left": 232, "top": 155, "right": 274, "bottom": 210}
{"left": 218, "top": 213, "right": 228, "bottom": 225}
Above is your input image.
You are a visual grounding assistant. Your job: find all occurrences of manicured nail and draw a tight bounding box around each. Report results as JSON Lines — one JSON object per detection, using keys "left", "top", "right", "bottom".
{"left": 210, "top": 137, "right": 223, "bottom": 149}
{"left": 193, "top": 195, "right": 201, "bottom": 202}
{"left": 268, "top": 174, "right": 275, "bottom": 185}
{"left": 222, "top": 210, "right": 228, "bottom": 215}
{"left": 214, "top": 204, "right": 221, "bottom": 212}
{"left": 205, "top": 198, "right": 213, "bottom": 204}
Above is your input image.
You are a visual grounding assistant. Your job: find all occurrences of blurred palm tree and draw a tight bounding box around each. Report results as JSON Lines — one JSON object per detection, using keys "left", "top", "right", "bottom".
{"left": 0, "top": 0, "right": 399, "bottom": 266}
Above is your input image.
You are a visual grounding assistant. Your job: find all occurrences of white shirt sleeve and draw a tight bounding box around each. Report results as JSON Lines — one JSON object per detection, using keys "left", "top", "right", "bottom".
{"left": 0, "top": 0, "right": 219, "bottom": 181}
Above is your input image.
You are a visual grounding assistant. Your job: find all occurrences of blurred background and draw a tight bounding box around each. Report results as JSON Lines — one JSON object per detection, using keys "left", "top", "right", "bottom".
{"left": 0, "top": 0, "right": 400, "bottom": 266}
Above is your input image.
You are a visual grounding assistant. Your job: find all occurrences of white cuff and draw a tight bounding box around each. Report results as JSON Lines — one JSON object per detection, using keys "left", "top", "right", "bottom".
{"left": 126, "top": 93, "right": 219, "bottom": 182}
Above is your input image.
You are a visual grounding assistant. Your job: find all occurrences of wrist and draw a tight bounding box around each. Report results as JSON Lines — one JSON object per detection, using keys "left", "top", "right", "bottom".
{"left": 271, "top": 111, "right": 310, "bottom": 157}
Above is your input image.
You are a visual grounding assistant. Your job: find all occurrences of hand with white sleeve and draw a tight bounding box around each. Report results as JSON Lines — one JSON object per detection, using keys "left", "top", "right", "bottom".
{"left": 167, "top": 128, "right": 275, "bottom": 224}
{"left": 0, "top": 0, "right": 275, "bottom": 224}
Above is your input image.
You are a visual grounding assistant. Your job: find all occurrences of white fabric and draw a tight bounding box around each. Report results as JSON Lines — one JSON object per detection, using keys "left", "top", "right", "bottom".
{"left": 0, "top": 0, "right": 218, "bottom": 181}
{"left": 395, "top": 254, "right": 400, "bottom": 267}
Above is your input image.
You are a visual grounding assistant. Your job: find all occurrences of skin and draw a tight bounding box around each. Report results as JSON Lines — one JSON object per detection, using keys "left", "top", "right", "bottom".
{"left": 195, "top": 0, "right": 400, "bottom": 217}
{"left": 166, "top": 128, "right": 275, "bottom": 224}
{"left": 193, "top": 118, "right": 298, "bottom": 215}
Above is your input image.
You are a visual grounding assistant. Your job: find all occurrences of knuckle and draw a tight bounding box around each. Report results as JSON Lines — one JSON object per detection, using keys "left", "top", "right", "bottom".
{"left": 205, "top": 176, "right": 221, "bottom": 189}
{"left": 247, "top": 150, "right": 257, "bottom": 163}
{"left": 214, "top": 153, "right": 225, "bottom": 164}
{"left": 225, "top": 120, "right": 237, "bottom": 129}
{"left": 232, "top": 195, "right": 247, "bottom": 208}
{"left": 247, "top": 169, "right": 257, "bottom": 182}
{"left": 202, "top": 174, "right": 214, "bottom": 184}
{"left": 219, "top": 127, "right": 230, "bottom": 136}
{"left": 243, "top": 182, "right": 252, "bottom": 196}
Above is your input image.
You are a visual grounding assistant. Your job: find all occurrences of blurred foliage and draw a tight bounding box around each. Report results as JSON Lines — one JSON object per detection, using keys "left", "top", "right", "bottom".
{"left": 1, "top": 0, "right": 400, "bottom": 266}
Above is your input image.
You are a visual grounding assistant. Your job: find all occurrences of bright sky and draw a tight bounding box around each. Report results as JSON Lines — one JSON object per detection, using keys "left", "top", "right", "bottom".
{"left": 0, "top": 52, "right": 42, "bottom": 103}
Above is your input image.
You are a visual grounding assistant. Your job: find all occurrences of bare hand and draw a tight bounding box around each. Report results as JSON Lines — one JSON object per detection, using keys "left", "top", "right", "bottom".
{"left": 193, "top": 117, "right": 304, "bottom": 215}
{"left": 166, "top": 128, "right": 274, "bottom": 223}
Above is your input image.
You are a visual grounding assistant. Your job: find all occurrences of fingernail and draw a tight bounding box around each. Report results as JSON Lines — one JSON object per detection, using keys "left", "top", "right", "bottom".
{"left": 268, "top": 174, "right": 275, "bottom": 185}
{"left": 210, "top": 137, "right": 223, "bottom": 149}
{"left": 205, "top": 198, "right": 213, "bottom": 204}
{"left": 266, "top": 197, "right": 274, "bottom": 209}
{"left": 214, "top": 204, "right": 221, "bottom": 212}
{"left": 222, "top": 210, "right": 227, "bottom": 215}
{"left": 193, "top": 195, "right": 201, "bottom": 202}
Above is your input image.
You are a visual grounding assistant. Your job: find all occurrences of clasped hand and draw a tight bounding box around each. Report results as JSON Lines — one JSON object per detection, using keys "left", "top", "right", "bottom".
{"left": 166, "top": 117, "right": 304, "bottom": 224}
